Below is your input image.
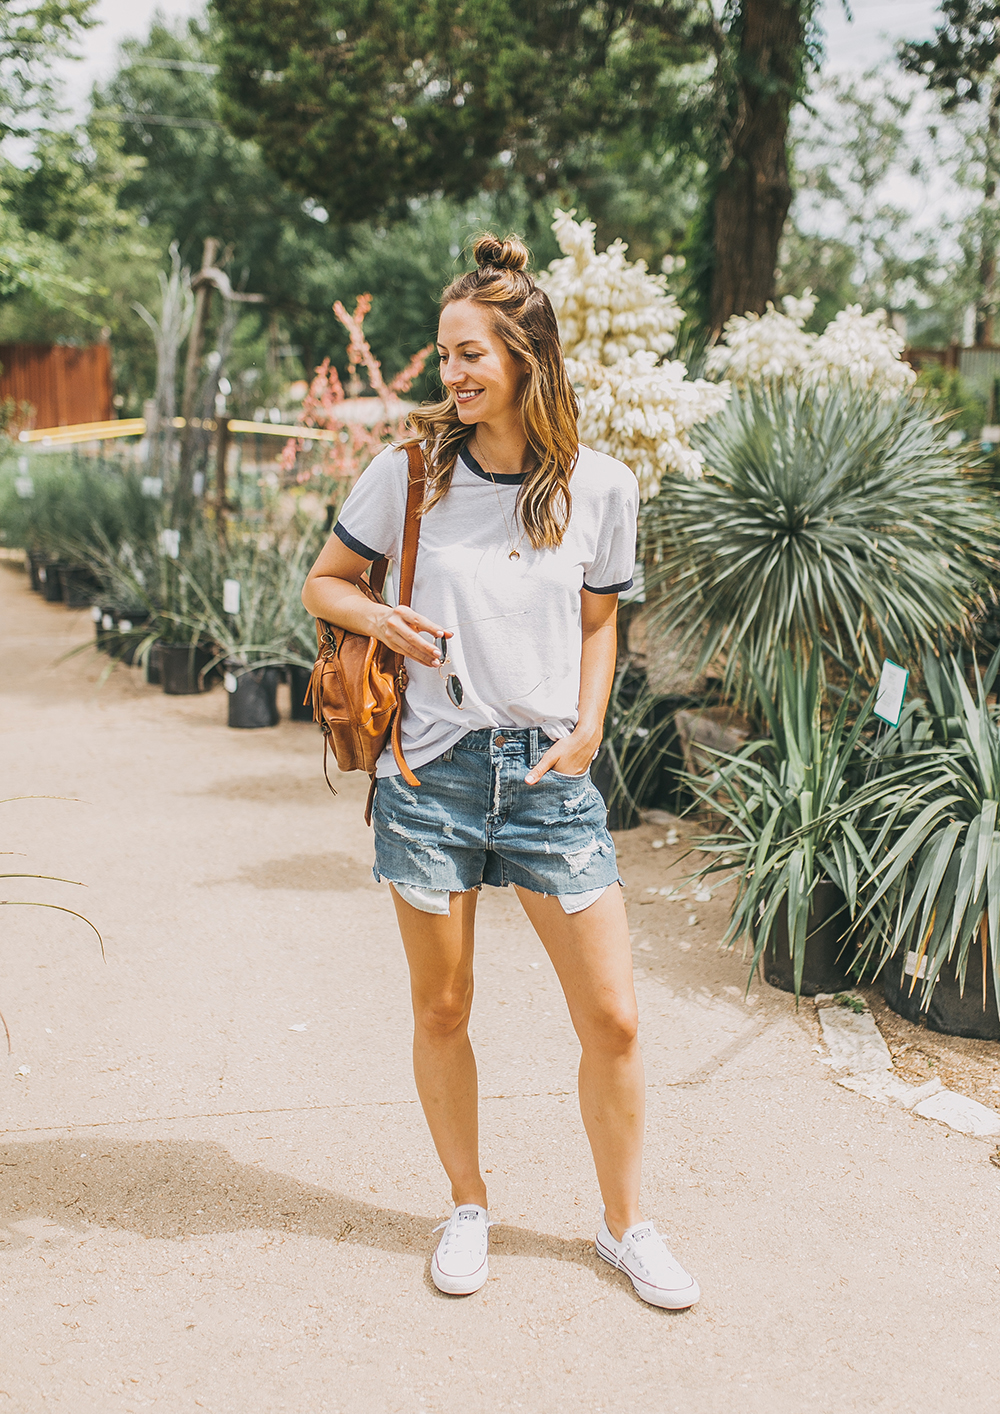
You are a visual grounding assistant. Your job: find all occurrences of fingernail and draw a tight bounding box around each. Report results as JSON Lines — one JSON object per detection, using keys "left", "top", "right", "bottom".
{"left": 524, "top": 774, "right": 535, "bottom": 784}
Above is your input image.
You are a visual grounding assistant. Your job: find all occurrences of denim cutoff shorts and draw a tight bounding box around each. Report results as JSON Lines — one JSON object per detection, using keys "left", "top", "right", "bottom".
{"left": 372, "top": 727, "right": 620, "bottom": 898}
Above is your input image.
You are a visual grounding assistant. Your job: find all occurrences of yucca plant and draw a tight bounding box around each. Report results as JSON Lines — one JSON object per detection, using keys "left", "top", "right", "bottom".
{"left": 644, "top": 383, "right": 997, "bottom": 704}
{"left": 853, "top": 648, "right": 1000, "bottom": 1015}
{"left": 684, "top": 645, "right": 932, "bottom": 998}
{"left": 2, "top": 797, "right": 103, "bottom": 1052}
{"left": 180, "top": 526, "right": 322, "bottom": 676}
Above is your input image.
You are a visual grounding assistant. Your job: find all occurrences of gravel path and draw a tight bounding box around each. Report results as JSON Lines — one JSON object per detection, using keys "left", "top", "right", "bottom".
{"left": 2, "top": 560, "right": 999, "bottom": 1414}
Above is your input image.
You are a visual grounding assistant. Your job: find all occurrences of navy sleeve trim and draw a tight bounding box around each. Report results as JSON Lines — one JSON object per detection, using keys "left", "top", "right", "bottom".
{"left": 582, "top": 577, "right": 633, "bottom": 596}
{"left": 333, "top": 521, "right": 383, "bottom": 562}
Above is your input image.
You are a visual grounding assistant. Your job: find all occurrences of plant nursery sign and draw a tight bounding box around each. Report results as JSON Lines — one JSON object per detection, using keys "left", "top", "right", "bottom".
{"left": 874, "top": 658, "right": 908, "bottom": 726}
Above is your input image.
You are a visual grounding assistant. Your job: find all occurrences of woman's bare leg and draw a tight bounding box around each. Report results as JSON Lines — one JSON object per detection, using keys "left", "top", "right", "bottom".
{"left": 390, "top": 885, "right": 488, "bottom": 1210}
{"left": 515, "top": 884, "right": 643, "bottom": 1240}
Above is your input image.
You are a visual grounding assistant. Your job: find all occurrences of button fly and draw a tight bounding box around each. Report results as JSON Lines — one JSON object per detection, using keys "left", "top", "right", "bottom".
{"left": 494, "top": 735, "right": 506, "bottom": 747}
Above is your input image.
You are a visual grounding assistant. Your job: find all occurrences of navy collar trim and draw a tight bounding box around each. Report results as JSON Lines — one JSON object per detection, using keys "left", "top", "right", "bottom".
{"left": 458, "top": 443, "right": 525, "bottom": 484}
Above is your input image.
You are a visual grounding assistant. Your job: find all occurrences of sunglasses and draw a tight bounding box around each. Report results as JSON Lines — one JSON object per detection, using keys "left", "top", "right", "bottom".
{"left": 436, "top": 636, "right": 464, "bottom": 709}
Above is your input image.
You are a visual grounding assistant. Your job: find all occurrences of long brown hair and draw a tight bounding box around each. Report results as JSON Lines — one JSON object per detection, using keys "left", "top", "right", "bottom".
{"left": 407, "top": 233, "right": 579, "bottom": 550}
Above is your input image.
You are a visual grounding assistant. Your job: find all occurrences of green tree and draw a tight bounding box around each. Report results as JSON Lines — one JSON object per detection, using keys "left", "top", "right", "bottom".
{"left": 210, "top": 0, "right": 835, "bottom": 331}
{"left": 0, "top": 0, "right": 104, "bottom": 312}
{"left": 779, "top": 69, "right": 945, "bottom": 333}
{"left": 210, "top": 0, "right": 706, "bottom": 218}
{"left": 0, "top": 0, "right": 95, "bottom": 138}
{"left": 900, "top": 1, "right": 1000, "bottom": 343}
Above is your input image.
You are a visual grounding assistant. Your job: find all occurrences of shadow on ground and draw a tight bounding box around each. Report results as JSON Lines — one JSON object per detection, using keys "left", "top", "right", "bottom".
{"left": 201, "top": 852, "right": 380, "bottom": 892}
{"left": 194, "top": 773, "right": 331, "bottom": 807}
{"left": 0, "top": 1139, "right": 603, "bottom": 1276}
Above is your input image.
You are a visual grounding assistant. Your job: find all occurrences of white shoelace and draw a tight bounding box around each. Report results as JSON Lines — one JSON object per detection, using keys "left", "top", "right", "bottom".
{"left": 433, "top": 1209, "right": 493, "bottom": 1260}
{"left": 623, "top": 1227, "right": 685, "bottom": 1279}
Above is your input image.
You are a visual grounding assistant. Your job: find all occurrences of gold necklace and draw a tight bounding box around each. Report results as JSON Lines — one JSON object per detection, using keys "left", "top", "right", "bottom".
{"left": 470, "top": 437, "right": 525, "bottom": 561}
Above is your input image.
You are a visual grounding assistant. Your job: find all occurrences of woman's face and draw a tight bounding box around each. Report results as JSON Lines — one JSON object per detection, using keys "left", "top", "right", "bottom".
{"left": 437, "top": 299, "right": 523, "bottom": 427}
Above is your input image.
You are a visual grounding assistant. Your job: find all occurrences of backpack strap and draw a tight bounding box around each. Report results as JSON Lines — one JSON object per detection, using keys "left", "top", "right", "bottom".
{"left": 367, "top": 443, "right": 425, "bottom": 813}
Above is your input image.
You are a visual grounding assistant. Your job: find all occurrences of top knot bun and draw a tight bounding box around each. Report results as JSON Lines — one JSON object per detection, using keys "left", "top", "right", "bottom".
{"left": 473, "top": 233, "right": 531, "bottom": 273}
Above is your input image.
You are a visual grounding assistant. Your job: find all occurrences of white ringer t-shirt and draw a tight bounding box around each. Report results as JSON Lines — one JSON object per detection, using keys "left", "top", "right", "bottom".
{"left": 333, "top": 441, "right": 639, "bottom": 778}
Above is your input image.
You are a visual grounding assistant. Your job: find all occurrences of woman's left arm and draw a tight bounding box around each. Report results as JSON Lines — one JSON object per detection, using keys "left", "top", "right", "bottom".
{"left": 525, "top": 590, "right": 618, "bottom": 784}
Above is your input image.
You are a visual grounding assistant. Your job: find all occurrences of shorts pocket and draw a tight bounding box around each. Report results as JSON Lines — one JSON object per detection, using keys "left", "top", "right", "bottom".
{"left": 547, "top": 767, "right": 592, "bottom": 780}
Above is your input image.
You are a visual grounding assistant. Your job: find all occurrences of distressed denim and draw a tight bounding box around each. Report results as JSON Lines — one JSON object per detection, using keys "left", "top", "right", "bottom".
{"left": 372, "top": 727, "right": 620, "bottom": 898}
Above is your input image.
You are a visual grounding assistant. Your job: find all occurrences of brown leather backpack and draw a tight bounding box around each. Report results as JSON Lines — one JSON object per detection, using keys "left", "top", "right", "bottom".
{"left": 304, "top": 441, "right": 425, "bottom": 822}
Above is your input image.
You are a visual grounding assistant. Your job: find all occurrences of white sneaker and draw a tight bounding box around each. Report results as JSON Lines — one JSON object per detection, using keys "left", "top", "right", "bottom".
{"left": 430, "top": 1205, "right": 491, "bottom": 1295}
{"left": 596, "top": 1210, "right": 700, "bottom": 1309}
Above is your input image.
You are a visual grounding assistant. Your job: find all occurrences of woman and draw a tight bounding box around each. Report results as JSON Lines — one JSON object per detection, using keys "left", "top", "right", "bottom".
{"left": 302, "top": 235, "right": 699, "bottom": 1310}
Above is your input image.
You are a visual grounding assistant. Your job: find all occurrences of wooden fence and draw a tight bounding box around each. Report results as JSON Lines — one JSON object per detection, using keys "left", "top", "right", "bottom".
{"left": 0, "top": 343, "right": 113, "bottom": 429}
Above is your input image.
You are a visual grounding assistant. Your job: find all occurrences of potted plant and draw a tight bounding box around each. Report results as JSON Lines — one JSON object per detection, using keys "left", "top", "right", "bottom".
{"left": 182, "top": 530, "right": 319, "bottom": 727}
{"left": 854, "top": 649, "right": 1000, "bottom": 1040}
{"left": 686, "top": 646, "right": 894, "bottom": 998}
{"left": 80, "top": 519, "right": 217, "bottom": 693}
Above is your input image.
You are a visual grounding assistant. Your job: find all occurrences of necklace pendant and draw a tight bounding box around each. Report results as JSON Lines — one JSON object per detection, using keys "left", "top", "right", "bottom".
{"left": 509, "top": 549, "right": 520, "bottom": 561}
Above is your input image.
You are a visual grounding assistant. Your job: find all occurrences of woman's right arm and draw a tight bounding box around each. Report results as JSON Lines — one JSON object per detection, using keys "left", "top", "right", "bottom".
{"left": 301, "top": 535, "right": 445, "bottom": 669}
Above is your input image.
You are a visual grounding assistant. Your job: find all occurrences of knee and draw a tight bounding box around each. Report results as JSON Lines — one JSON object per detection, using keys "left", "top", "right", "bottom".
{"left": 583, "top": 1002, "right": 639, "bottom": 1057}
{"left": 414, "top": 984, "right": 474, "bottom": 1040}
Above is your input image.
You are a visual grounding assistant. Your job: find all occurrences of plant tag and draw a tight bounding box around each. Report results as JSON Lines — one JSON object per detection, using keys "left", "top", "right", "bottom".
{"left": 91, "top": 605, "right": 102, "bottom": 623}
{"left": 192, "top": 472, "right": 205, "bottom": 496}
{"left": 874, "top": 658, "right": 908, "bottom": 726}
{"left": 904, "top": 950, "right": 928, "bottom": 980}
{"left": 141, "top": 476, "right": 163, "bottom": 498}
{"left": 102, "top": 613, "right": 114, "bottom": 630}
{"left": 14, "top": 476, "right": 33, "bottom": 498}
{"left": 981, "top": 425, "right": 1000, "bottom": 445}
{"left": 223, "top": 578, "right": 241, "bottom": 614}
{"left": 224, "top": 671, "right": 238, "bottom": 694}
{"left": 158, "top": 528, "right": 180, "bottom": 559}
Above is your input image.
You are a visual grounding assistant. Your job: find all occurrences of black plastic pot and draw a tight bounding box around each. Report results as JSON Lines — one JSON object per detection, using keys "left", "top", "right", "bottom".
{"left": 160, "top": 643, "right": 213, "bottom": 695}
{"left": 113, "top": 613, "right": 150, "bottom": 667}
{"left": 763, "top": 880, "right": 852, "bottom": 996}
{"left": 28, "top": 550, "right": 47, "bottom": 592}
{"left": 882, "top": 943, "right": 1000, "bottom": 1041}
{"left": 226, "top": 664, "right": 281, "bottom": 728}
{"left": 145, "top": 641, "right": 163, "bottom": 685}
{"left": 288, "top": 664, "right": 315, "bottom": 722}
{"left": 60, "top": 565, "right": 99, "bottom": 609}
{"left": 42, "top": 561, "right": 64, "bottom": 602}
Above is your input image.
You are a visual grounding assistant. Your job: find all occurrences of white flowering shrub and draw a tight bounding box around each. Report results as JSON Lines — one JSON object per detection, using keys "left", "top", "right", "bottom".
{"left": 707, "top": 291, "right": 916, "bottom": 394}
{"left": 705, "top": 294, "right": 818, "bottom": 382}
{"left": 542, "top": 210, "right": 728, "bottom": 498}
{"left": 808, "top": 305, "right": 916, "bottom": 392}
{"left": 567, "top": 353, "right": 731, "bottom": 499}
{"left": 541, "top": 208, "right": 683, "bottom": 364}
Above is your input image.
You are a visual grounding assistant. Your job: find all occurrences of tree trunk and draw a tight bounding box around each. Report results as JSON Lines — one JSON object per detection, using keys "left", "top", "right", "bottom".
{"left": 975, "top": 75, "right": 1000, "bottom": 347}
{"left": 709, "top": 0, "right": 806, "bottom": 337}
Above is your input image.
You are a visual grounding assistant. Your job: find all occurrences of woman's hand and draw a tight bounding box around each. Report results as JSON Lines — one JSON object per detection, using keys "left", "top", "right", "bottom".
{"left": 376, "top": 604, "right": 451, "bottom": 668}
{"left": 525, "top": 728, "right": 601, "bottom": 784}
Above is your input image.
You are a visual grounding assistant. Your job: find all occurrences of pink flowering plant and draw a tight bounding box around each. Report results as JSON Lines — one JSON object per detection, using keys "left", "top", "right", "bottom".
{"left": 280, "top": 294, "right": 433, "bottom": 497}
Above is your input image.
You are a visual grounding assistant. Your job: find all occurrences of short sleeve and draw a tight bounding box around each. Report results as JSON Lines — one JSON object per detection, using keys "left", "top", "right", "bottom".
{"left": 332, "top": 445, "right": 409, "bottom": 562}
{"left": 582, "top": 469, "right": 639, "bottom": 594}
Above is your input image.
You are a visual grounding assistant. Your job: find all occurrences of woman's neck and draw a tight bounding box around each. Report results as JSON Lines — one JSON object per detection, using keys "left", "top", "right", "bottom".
{"left": 469, "top": 417, "right": 533, "bottom": 478}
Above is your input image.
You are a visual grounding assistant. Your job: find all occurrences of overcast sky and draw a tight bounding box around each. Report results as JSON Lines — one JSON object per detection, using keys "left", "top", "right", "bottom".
{"left": 57, "top": 0, "right": 945, "bottom": 115}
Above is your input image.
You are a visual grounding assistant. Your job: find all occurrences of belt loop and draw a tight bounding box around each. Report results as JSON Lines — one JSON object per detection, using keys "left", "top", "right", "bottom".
{"left": 529, "top": 728, "right": 539, "bottom": 767}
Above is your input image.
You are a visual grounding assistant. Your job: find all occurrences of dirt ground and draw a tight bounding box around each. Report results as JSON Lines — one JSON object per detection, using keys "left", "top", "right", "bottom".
{"left": 3, "top": 558, "right": 1000, "bottom": 1414}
